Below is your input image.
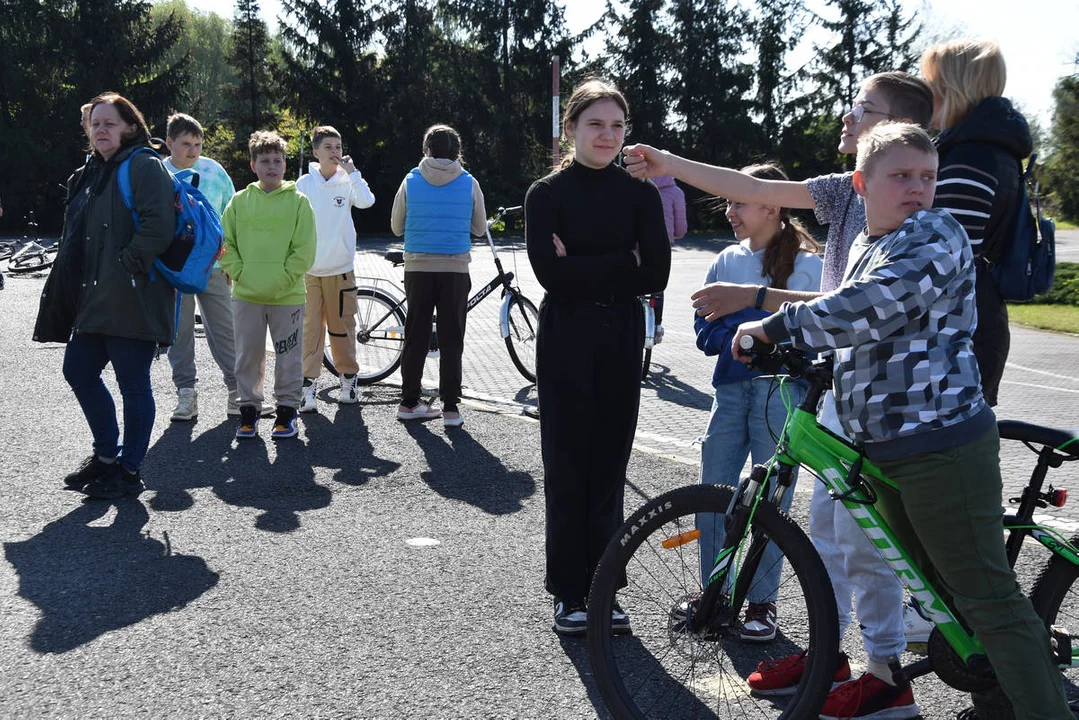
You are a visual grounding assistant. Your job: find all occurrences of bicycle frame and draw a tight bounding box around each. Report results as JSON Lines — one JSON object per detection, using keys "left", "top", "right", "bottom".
{"left": 704, "top": 367, "right": 1079, "bottom": 668}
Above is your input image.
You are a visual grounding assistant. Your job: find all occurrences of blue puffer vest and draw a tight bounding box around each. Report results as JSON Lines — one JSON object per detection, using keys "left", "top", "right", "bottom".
{"left": 403, "top": 169, "right": 474, "bottom": 254}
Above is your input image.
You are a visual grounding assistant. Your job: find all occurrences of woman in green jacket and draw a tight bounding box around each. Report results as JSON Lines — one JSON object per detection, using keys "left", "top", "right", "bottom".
{"left": 55, "top": 92, "right": 176, "bottom": 500}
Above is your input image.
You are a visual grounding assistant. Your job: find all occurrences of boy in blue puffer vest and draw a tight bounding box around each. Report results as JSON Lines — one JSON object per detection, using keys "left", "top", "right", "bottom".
{"left": 389, "top": 124, "right": 487, "bottom": 428}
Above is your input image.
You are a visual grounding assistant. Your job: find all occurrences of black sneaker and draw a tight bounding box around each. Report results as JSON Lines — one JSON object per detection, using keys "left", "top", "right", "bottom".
{"left": 612, "top": 601, "right": 632, "bottom": 635}
{"left": 63, "top": 455, "right": 114, "bottom": 491}
{"left": 553, "top": 597, "right": 587, "bottom": 636}
{"left": 83, "top": 464, "right": 144, "bottom": 500}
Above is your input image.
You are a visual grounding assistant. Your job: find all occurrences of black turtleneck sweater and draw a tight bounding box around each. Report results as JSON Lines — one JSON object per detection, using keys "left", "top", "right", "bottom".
{"left": 524, "top": 161, "right": 671, "bottom": 303}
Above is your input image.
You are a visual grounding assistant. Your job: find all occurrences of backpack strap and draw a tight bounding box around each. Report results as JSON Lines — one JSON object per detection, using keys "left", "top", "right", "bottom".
{"left": 174, "top": 168, "right": 200, "bottom": 188}
{"left": 116, "top": 146, "right": 162, "bottom": 230}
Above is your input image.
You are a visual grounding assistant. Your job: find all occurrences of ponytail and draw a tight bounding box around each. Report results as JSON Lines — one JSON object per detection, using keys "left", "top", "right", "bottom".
{"left": 739, "top": 163, "right": 820, "bottom": 289}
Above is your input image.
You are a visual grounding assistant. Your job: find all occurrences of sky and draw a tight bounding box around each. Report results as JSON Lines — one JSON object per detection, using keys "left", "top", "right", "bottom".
{"left": 182, "top": 0, "right": 1078, "bottom": 126}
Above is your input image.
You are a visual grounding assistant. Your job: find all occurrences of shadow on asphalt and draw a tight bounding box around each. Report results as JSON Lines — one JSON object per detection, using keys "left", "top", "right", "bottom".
{"left": 558, "top": 635, "right": 613, "bottom": 719}
{"left": 643, "top": 362, "right": 714, "bottom": 411}
{"left": 3, "top": 500, "right": 219, "bottom": 653}
{"left": 144, "top": 418, "right": 333, "bottom": 533}
{"left": 402, "top": 420, "right": 536, "bottom": 515}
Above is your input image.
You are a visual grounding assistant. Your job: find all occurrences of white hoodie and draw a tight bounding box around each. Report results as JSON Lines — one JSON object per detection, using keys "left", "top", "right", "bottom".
{"left": 296, "top": 162, "right": 376, "bottom": 276}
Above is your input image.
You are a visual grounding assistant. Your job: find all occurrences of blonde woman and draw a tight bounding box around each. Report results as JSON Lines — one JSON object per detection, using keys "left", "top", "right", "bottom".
{"left": 921, "top": 38, "right": 1031, "bottom": 407}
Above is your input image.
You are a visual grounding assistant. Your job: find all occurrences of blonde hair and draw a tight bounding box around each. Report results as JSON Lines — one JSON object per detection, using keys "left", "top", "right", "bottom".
{"left": 855, "top": 122, "right": 937, "bottom": 177}
{"left": 920, "top": 38, "right": 1006, "bottom": 129}
{"left": 248, "top": 130, "right": 287, "bottom": 162}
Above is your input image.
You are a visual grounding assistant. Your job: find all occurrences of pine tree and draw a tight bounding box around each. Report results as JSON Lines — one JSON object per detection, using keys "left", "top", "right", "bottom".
{"left": 1046, "top": 74, "right": 1079, "bottom": 220}
{"left": 669, "top": 0, "right": 757, "bottom": 165}
{"left": 606, "top": 0, "right": 674, "bottom": 149}
{"left": 227, "top": 0, "right": 278, "bottom": 141}
{"left": 752, "top": 0, "right": 806, "bottom": 145}
{"left": 0, "top": 0, "right": 185, "bottom": 227}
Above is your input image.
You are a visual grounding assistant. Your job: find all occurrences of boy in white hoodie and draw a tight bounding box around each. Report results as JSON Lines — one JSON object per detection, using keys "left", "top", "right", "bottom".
{"left": 296, "top": 126, "right": 376, "bottom": 413}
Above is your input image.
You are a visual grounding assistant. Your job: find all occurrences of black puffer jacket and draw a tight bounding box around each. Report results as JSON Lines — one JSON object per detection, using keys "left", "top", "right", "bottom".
{"left": 934, "top": 96, "right": 1033, "bottom": 406}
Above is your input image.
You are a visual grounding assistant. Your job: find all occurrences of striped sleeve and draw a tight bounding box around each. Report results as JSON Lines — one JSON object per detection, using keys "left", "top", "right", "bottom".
{"left": 934, "top": 154, "right": 998, "bottom": 257}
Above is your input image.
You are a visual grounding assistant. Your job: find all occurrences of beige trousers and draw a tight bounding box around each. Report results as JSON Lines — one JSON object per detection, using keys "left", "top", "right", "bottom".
{"left": 302, "top": 272, "right": 358, "bottom": 378}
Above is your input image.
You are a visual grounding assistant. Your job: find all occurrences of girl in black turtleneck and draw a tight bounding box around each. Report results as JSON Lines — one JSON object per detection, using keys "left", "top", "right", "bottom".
{"left": 525, "top": 80, "right": 671, "bottom": 636}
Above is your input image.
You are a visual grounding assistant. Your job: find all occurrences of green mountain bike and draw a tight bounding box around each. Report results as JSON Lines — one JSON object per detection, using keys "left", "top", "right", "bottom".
{"left": 586, "top": 339, "right": 1079, "bottom": 719}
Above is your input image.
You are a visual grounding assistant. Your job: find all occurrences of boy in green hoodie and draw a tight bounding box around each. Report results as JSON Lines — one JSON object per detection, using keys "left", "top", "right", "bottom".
{"left": 220, "top": 131, "right": 316, "bottom": 439}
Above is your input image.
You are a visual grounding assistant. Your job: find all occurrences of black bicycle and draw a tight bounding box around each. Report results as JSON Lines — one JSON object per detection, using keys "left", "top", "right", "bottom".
{"left": 323, "top": 206, "right": 540, "bottom": 384}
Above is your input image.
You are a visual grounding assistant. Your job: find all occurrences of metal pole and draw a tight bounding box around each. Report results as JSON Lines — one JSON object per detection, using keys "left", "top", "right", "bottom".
{"left": 552, "top": 55, "right": 560, "bottom": 169}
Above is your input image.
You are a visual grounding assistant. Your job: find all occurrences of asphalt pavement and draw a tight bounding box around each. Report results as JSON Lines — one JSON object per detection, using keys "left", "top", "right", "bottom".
{"left": 1, "top": 234, "right": 1078, "bottom": 719}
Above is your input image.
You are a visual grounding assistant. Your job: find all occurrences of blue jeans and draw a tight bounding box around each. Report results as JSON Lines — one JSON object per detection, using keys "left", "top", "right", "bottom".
{"left": 63, "top": 334, "right": 157, "bottom": 471}
{"left": 698, "top": 379, "right": 805, "bottom": 603}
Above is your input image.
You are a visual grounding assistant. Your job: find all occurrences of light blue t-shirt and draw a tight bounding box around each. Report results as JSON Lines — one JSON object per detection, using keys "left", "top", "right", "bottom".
{"left": 164, "top": 155, "right": 235, "bottom": 217}
{"left": 704, "top": 240, "right": 823, "bottom": 291}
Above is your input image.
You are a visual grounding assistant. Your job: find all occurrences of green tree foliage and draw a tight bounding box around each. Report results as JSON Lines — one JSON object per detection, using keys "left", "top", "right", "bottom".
{"left": 1045, "top": 74, "right": 1079, "bottom": 221}
{"left": 151, "top": 0, "right": 238, "bottom": 125}
{"left": 228, "top": 0, "right": 279, "bottom": 139}
{"left": 809, "top": 0, "right": 919, "bottom": 115}
{"left": 752, "top": 0, "right": 806, "bottom": 145}
{"left": 605, "top": 0, "right": 674, "bottom": 149}
{"left": 0, "top": 0, "right": 186, "bottom": 229}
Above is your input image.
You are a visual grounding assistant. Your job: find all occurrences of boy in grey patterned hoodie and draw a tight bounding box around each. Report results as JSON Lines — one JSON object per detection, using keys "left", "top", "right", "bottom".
{"left": 736, "top": 123, "right": 1071, "bottom": 720}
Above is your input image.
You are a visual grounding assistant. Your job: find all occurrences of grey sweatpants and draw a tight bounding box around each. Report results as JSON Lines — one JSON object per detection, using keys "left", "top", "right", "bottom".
{"left": 232, "top": 299, "right": 305, "bottom": 409}
{"left": 169, "top": 267, "right": 236, "bottom": 391}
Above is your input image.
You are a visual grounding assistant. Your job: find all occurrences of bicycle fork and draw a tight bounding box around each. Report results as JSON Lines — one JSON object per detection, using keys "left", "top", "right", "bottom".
{"left": 689, "top": 463, "right": 796, "bottom": 635}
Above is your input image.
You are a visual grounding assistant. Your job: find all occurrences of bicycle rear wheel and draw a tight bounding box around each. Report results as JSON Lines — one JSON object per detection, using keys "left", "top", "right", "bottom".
{"left": 323, "top": 288, "right": 406, "bottom": 383}
{"left": 503, "top": 292, "right": 539, "bottom": 384}
{"left": 7, "top": 246, "right": 57, "bottom": 274}
{"left": 587, "top": 484, "right": 838, "bottom": 720}
{"left": 1029, "top": 537, "right": 1079, "bottom": 703}
{"left": 642, "top": 348, "right": 652, "bottom": 381}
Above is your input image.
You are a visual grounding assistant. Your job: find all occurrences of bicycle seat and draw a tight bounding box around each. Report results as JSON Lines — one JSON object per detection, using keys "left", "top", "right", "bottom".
{"left": 998, "top": 420, "right": 1079, "bottom": 457}
{"left": 384, "top": 251, "right": 404, "bottom": 267}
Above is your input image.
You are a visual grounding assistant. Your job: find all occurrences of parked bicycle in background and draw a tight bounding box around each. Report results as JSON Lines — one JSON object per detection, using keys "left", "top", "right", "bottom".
{"left": 323, "top": 205, "right": 539, "bottom": 385}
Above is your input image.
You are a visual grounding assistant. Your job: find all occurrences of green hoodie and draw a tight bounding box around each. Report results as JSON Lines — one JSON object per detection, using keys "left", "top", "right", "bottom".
{"left": 220, "top": 181, "right": 316, "bottom": 305}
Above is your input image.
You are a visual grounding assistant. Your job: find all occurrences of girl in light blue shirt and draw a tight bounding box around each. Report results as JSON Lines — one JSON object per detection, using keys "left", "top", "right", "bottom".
{"left": 693, "top": 163, "right": 822, "bottom": 643}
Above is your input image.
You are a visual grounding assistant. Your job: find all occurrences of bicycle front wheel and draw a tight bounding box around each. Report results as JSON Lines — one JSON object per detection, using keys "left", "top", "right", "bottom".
{"left": 7, "top": 246, "right": 57, "bottom": 274}
{"left": 1029, "top": 536, "right": 1079, "bottom": 702}
{"left": 326, "top": 288, "right": 406, "bottom": 384}
{"left": 503, "top": 292, "right": 539, "bottom": 384}
{"left": 587, "top": 484, "right": 839, "bottom": 720}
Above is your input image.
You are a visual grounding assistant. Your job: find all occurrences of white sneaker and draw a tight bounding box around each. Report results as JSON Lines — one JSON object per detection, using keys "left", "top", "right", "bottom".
{"left": 654, "top": 324, "right": 665, "bottom": 344}
{"left": 299, "top": 381, "right": 318, "bottom": 413}
{"left": 903, "top": 599, "right": 935, "bottom": 643}
{"left": 338, "top": 374, "right": 359, "bottom": 405}
{"left": 226, "top": 389, "right": 241, "bottom": 417}
{"left": 171, "top": 388, "right": 198, "bottom": 422}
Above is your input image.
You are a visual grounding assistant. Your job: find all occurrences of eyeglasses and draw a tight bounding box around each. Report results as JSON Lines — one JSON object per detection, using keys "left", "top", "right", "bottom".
{"left": 849, "top": 103, "right": 897, "bottom": 124}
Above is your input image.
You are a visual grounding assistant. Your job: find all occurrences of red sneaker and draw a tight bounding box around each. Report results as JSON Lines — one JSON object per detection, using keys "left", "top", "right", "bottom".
{"left": 818, "top": 672, "right": 920, "bottom": 720}
{"left": 747, "top": 650, "right": 851, "bottom": 696}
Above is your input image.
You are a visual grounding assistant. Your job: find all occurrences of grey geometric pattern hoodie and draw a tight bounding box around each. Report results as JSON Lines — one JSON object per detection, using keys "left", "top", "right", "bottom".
{"left": 763, "top": 208, "right": 994, "bottom": 461}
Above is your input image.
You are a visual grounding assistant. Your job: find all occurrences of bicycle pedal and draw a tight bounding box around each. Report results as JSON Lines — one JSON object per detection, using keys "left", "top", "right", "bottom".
{"left": 1050, "top": 625, "right": 1073, "bottom": 666}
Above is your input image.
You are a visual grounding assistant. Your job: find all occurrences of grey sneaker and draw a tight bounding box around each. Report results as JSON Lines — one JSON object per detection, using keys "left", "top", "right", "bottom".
{"left": 171, "top": 388, "right": 198, "bottom": 422}
{"left": 299, "top": 380, "right": 318, "bottom": 413}
{"left": 338, "top": 374, "right": 358, "bottom": 405}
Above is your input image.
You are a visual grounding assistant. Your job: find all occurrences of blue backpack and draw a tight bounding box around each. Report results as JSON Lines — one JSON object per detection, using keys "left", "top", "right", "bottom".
{"left": 989, "top": 154, "right": 1056, "bottom": 302}
{"left": 117, "top": 147, "right": 224, "bottom": 294}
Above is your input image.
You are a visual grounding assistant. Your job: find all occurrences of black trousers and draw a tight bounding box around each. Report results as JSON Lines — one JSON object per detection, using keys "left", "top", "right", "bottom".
{"left": 401, "top": 271, "right": 471, "bottom": 409}
{"left": 538, "top": 297, "right": 644, "bottom": 601}
{"left": 973, "top": 264, "right": 1009, "bottom": 407}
